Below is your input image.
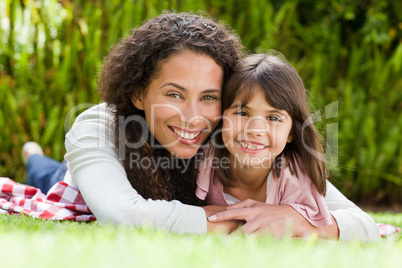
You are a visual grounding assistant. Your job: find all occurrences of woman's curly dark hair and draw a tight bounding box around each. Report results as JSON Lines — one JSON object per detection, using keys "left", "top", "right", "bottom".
{"left": 98, "top": 11, "right": 243, "bottom": 205}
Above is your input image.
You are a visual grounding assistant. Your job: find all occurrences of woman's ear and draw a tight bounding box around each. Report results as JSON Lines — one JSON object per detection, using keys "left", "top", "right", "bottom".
{"left": 131, "top": 94, "right": 144, "bottom": 110}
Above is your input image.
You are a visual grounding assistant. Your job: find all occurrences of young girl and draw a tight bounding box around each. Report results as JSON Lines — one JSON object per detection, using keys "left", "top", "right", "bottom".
{"left": 196, "top": 53, "right": 333, "bottom": 232}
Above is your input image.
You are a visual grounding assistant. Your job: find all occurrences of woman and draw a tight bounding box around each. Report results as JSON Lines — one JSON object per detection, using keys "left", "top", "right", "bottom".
{"left": 26, "top": 11, "right": 380, "bottom": 241}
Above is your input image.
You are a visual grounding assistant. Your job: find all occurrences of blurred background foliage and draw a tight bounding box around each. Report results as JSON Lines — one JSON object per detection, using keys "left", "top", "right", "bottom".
{"left": 0, "top": 0, "right": 401, "bottom": 206}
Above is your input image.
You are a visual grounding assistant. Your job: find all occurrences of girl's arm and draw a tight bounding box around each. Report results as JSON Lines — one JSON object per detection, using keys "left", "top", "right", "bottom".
{"left": 208, "top": 181, "right": 381, "bottom": 241}
{"left": 65, "top": 103, "right": 209, "bottom": 234}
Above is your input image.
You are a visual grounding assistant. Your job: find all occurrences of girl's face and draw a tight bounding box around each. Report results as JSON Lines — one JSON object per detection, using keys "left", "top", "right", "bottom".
{"left": 132, "top": 51, "right": 223, "bottom": 159}
{"left": 222, "top": 86, "right": 293, "bottom": 168}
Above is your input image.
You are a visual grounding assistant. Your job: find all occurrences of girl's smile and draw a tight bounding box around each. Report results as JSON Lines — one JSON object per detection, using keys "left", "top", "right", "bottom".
{"left": 236, "top": 140, "right": 269, "bottom": 153}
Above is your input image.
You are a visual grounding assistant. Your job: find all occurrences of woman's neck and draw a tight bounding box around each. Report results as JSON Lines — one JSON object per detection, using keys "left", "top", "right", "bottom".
{"left": 223, "top": 157, "right": 271, "bottom": 202}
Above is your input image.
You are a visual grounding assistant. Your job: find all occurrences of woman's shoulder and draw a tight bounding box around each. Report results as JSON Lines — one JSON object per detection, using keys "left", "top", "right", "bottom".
{"left": 65, "top": 102, "right": 116, "bottom": 149}
{"left": 67, "top": 103, "right": 115, "bottom": 132}
{"left": 72, "top": 102, "right": 115, "bottom": 122}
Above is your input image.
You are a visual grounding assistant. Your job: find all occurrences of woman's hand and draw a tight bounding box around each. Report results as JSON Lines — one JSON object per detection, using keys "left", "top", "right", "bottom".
{"left": 207, "top": 199, "right": 339, "bottom": 239}
{"left": 203, "top": 205, "right": 244, "bottom": 234}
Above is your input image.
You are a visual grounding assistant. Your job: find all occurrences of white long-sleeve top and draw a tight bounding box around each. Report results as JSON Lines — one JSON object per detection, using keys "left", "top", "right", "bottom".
{"left": 64, "top": 103, "right": 380, "bottom": 242}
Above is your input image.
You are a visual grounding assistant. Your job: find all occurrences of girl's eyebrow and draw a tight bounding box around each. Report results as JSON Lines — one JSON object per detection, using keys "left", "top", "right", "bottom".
{"left": 160, "top": 83, "right": 221, "bottom": 94}
{"left": 265, "top": 108, "right": 287, "bottom": 117}
{"left": 230, "top": 103, "right": 288, "bottom": 118}
{"left": 229, "top": 102, "right": 246, "bottom": 109}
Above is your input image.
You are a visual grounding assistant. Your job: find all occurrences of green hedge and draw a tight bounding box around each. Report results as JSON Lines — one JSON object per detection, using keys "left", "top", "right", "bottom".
{"left": 0, "top": 0, "right": 401, "bottom": 205}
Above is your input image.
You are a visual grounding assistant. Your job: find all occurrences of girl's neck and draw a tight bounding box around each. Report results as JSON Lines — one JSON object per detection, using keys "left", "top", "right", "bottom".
{"left": 223, "top": 157, "right": 271, "bottom": 202}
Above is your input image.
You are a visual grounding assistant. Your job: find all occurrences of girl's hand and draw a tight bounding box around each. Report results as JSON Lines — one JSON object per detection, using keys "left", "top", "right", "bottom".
{"left": 203, "top": 205, "right": 244, "bottom": 234}
{"left": 207, "top": 199, "right": 339, "bottom": 239}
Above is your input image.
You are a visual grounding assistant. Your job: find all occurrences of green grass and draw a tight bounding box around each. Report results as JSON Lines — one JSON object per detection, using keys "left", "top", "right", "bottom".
{"left": 0, "top": 213, "right": 401, "bottom": 268}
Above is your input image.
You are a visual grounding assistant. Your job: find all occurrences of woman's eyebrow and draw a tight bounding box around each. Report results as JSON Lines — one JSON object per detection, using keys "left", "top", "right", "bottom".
{"left": 160, "top": 82, "right": 185, "bottom": 91}
{"left": 202, "top": 89, "right": 222, "bottom": 94}
{"left": 160, "top": 83, "right": 221, "bottom": 93}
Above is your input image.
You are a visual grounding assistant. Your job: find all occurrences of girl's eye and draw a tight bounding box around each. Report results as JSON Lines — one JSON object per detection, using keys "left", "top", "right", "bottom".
{"left": 201, "top": 95, "right": 217, "bottom": 100}
{"left": 234, "top": 110, "right": 248, "bottom": 116}
{"left": 268, "top": 116, "right": 281, "bottom": 122}
{"left": 167, "top": 93, "right": 181, "bottom": 99}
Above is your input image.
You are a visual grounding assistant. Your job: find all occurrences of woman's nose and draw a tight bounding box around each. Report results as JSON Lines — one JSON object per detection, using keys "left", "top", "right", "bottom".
{"left": 183, "top": 101, "right": 206, "bottom": 128}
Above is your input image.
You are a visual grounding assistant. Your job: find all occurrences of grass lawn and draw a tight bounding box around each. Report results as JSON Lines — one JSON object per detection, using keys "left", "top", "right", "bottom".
{"left": 0, "top": 212, "right": 401, "bottom": 268}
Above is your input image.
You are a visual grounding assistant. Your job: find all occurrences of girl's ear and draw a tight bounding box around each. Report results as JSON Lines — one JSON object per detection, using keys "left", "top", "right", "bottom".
{"left": 131, "top": 94, "right": 144, "bottom": 110}
{"left": 287, "top": 133, "right": 293, "bottom": 143}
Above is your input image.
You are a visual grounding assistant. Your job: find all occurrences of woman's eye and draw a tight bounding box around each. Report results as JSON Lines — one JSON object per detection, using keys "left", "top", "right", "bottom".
{"left": 268, "top": 116, "right": 281, "bottom": 122}
{"left": 201, "top": 95, "right": 217, "bottom": 100}
{"left": 168, "top": 93, "right": 181, "bottom": 99}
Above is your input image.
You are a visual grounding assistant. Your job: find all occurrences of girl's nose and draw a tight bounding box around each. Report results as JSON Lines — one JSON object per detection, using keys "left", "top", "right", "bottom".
{"left": 245, "top": 116, "right": 270, "bottom": 137}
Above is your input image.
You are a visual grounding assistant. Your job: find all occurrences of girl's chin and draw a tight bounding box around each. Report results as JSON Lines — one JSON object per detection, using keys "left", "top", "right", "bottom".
{"left": 233, "top": 156, "right": 272, "bottom": 169}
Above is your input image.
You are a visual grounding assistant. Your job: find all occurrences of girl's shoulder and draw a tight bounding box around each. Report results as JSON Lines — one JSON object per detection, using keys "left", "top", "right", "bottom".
{"left": 270, "top": 157, "right": 323, "bottom": 206}
{"left": 195, "top": 142, "right": 217, "bottom": 200}
{"left": 200, "top": 141, "right": 215, "bottom": 157}
{"left": 197, "top": 142, "right": 216, "bottom": 175}
{"left": 275, "top": 156, "right": 310, "bottom": 188}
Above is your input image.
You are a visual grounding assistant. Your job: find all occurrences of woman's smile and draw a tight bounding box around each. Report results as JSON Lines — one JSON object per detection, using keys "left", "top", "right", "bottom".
{"left": 169, "top": 126, "right": 204, "bottom": 145}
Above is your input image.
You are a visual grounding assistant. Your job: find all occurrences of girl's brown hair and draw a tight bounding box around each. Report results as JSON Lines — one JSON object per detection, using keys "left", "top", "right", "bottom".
{"left": 214, "top": 53, "right": 328, "bottom": 195}
{"left": 98, "top": 11, "right": 243, "bottom": 204}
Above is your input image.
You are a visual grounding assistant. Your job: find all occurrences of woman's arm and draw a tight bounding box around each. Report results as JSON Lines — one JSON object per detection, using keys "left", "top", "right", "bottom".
{"left": 324, "top": 180, "right": 380, "bottom": 242}
{"left": 65, "top": 103, "right": 207, "bottom": 234}
{"left": 203, "top": 205, "right": 244, "bottom": 233}
{"left": 207, "top": 200, "right": 337, "bottom": 238}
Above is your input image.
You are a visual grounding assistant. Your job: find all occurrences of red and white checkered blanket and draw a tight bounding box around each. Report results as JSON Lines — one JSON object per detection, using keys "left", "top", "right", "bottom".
{"left": 377, "top": 223, "right": 400, "bottom": 237}
{"left": 0, "top": 177, "right": 400, "bottom": 238}
{"left": 0, "top": 177, "right": 95, "bottom": 221}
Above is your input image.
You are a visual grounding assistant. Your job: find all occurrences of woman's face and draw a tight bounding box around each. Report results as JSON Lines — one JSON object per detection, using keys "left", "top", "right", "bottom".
{"left": 132, "top": 51, "right": 223, "bottom": 159}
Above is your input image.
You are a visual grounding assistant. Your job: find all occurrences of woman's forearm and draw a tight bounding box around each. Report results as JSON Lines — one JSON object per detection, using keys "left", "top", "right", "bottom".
{"left": 325, "top": 180, "right": 380, "bottom": 242}
{"left": 312, "top": 215, "right": 339, "bottom": 240}
{"left": 203, "top": 205, "right": 243, "bottom": 233}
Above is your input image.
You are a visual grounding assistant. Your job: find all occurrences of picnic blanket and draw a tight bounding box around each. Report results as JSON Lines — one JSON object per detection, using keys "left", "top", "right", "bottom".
{"left": 377, "top": 223, "right": 400, "bottom": 237}
{"left": 0, "top": 177, "right": 400, "bottom": 237}
{"left": 0, "top": 177, "right": 95, "bottom": 221}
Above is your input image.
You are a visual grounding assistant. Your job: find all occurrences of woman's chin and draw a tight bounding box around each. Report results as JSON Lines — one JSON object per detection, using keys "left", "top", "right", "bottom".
{"left": 168, "top": 147, "right": 199, "bottom": 160}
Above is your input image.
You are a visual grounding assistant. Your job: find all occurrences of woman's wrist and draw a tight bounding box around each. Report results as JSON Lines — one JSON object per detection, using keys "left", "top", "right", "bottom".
{"left": 203, "top": 205, "right": 243, "bottom": 233}
{"left": 314, "top": 215, "right": 339, "bottom": 240}
{"left": 302, "top": 214, "right": 339, "bottom": 240}
{"left": 282, "top": 205, "right": 339, "bottom": 240}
